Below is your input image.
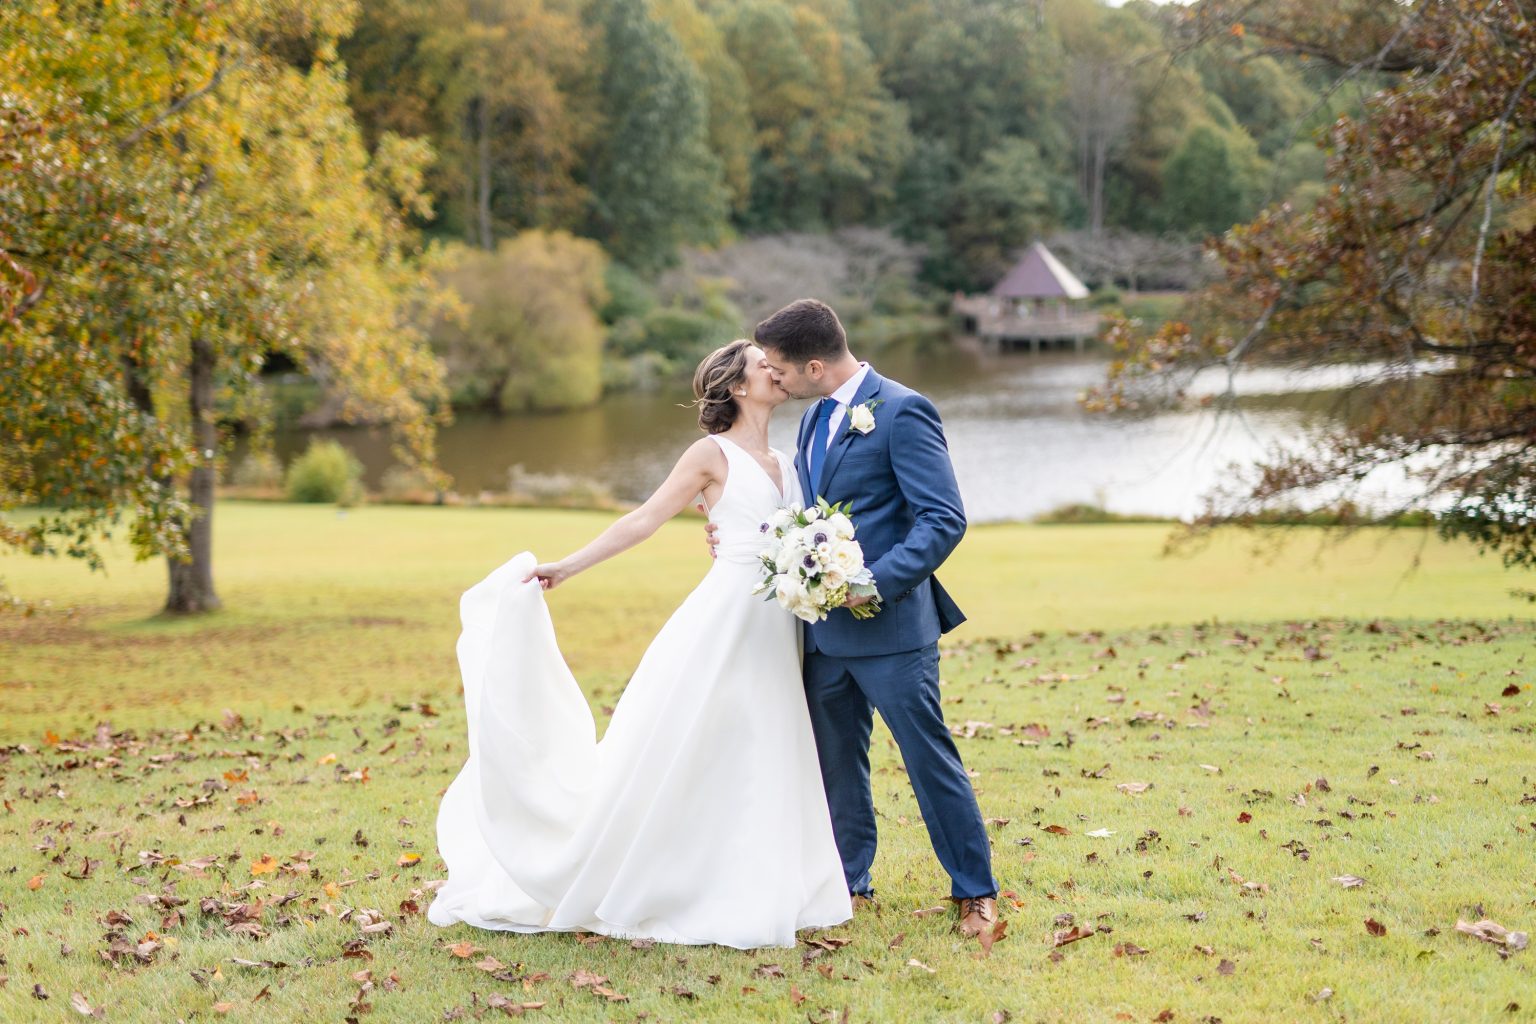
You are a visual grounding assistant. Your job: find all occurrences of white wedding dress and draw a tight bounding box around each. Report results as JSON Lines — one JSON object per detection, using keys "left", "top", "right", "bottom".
{"left": 427, "top": 434, "right": 852, "bottom": 949}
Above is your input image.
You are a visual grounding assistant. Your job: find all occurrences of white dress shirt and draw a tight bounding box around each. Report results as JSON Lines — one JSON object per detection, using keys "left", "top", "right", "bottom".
{"left": 813, "top": 362, "right": 872, "bottom": 454}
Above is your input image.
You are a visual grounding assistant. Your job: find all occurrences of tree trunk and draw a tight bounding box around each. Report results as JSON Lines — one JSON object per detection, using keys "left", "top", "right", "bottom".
{"left": 164, "top": 336, "right": 221, "bottom": 614}
{"left": 476, "top": 97, "right": 494, "bottom": 252}
{"left": 1090, "top": 128, "right": 1108, "bottom": 236}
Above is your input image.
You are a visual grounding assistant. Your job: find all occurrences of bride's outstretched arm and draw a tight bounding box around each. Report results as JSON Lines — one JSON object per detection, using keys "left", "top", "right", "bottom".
{"left": 523, "top": 439, "right": 725, "bottom": 589}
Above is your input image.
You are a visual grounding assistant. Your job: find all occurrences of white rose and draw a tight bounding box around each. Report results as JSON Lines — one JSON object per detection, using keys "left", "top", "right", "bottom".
{"left": 775, "top": 573, "right": 808, "bottom": 607}
{"left": 774, "top": 544, "right": 800, "bottom": 573}
{"left": 827, "top": 512, "right": 855, "bottom": 541}
{"left": 791, "top": 597, "right": 822, "bottom": 623}
{"left": 822, "top": 565, "right": 848, "bottom": 591}
{"left": 832, "top": 540, "right": 863, "bottom": 573}
{"left": 848, "top": 404, "right": 876, "bottom": 434}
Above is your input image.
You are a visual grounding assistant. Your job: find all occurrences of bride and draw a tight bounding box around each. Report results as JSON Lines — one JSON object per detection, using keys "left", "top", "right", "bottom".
{"left": 426, "top": 339, "right": 853, "bottom": 949}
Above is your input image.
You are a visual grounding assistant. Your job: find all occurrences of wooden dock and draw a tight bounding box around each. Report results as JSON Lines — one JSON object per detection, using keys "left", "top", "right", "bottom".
{"left": 952, "top": 295, "right": 1101, "bottom": 353}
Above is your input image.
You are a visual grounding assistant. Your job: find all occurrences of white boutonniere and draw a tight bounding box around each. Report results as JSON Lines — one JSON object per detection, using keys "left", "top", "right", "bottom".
{"left": 846, "top": 398, "right": 883, "bottom": 436}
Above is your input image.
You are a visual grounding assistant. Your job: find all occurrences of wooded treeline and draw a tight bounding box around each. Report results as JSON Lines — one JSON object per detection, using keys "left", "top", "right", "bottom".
{"left": 27, "top": 0, "right": 1521, "bottom": 615}
{"left": 340, "top": 0, "right": 1330, "bottom": 290}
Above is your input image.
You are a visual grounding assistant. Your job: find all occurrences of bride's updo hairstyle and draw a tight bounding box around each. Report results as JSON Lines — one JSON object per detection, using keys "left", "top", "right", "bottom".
{"left": 691, "top": 339, "right": 753, "bottom": 434}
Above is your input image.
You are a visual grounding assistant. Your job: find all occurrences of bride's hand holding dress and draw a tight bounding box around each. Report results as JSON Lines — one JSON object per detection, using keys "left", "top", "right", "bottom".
{"left": 521, "top": 435, "right": 724, "bottom": 591}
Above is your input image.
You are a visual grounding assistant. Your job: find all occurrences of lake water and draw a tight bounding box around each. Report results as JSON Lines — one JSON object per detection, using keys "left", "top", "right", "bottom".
{"left": 271, "top": 345, "right": 1394, "bottom": 523}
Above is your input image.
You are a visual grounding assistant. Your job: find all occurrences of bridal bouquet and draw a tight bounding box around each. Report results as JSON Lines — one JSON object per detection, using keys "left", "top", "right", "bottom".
{"left": 754, "top": 499, "right": 882, "bottom": 623}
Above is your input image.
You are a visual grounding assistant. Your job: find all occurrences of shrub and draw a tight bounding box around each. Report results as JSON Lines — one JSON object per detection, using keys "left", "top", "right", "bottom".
{"left": 230, "top": 451, "right": 283, "bottom": 490}
{"left": 429, "top": 231, "right": 610, "bottom": 414}
{"left": 506, "top": 465, "right": 614, "bottom": 507}
{"left": 1089, "top": 286, "right": 1123, "bottom": 308}
{"left": 601, "top": 262, "right": 656, "bottom": 324}
{"left": 379, "top": 464, "right": 441, "bottom": 503}
{"left": 1034, "top": 502, "right": 1169, "bottom": 525}
{"left": 285, "top": 439, "right": 364, "bottom": 506}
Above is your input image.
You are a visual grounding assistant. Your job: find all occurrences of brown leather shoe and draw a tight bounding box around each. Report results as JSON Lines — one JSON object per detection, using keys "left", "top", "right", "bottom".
{"left": 851, "top": 894, "right": 878, "bottom": 913}
{"left": 956, "top": 895, "right": 998, "bottom": 937}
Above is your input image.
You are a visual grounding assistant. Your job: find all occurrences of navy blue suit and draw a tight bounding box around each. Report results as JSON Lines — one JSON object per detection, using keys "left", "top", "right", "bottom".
{"left": 796, "top": 369, "right": 996, "bottom": 900}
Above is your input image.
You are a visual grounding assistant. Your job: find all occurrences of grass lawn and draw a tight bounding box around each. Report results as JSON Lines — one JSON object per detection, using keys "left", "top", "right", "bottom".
{"left": 1, "top": 502, "right": 1533, "bottom": 1022}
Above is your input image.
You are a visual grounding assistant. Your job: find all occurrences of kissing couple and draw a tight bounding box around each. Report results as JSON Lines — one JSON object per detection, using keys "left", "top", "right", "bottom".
{"left": 427, "top": 298, "right": 998, "bottom": 949}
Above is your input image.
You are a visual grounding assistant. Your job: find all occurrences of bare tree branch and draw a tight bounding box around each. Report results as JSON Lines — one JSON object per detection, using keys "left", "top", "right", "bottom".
{"left": 1467, "top": 63, "right": 1536, "bottom": 320}
{"left": 116, "top": 56, "right": 242, "bottom": 153}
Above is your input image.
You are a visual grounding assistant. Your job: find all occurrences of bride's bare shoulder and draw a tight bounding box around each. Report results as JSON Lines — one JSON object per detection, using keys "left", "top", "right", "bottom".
{"left": 677, "top": 435, "right": 728, "bottom": 473}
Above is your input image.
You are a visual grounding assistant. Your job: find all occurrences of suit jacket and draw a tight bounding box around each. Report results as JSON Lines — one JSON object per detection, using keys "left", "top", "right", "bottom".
{"left": 795, "top": 369, "right": 967, "bottom": 658}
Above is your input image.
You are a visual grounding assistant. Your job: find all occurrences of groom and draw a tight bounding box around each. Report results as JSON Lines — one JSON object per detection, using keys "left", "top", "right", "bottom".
{"left": 713, "top": 298, "right": 998, "bottom": 937}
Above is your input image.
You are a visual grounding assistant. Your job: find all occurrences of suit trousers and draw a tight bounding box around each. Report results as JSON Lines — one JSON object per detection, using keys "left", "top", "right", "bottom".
{"left": 802, "top": 643, "right": 997, "bottom": 900}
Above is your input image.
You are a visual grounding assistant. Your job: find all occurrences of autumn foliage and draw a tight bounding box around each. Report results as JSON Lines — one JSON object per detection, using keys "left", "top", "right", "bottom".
{"left": 0, "top": 0, "right": 447, "bottom": 610}
{"left": 1090, "top": 0, "right": 1536, "bottom": 569}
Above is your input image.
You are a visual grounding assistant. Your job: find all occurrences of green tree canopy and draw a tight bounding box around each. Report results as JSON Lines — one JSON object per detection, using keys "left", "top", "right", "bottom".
{"left": 725, "top": 0, "right": 911, "bottom": 231}
{"left": 585, "top": 0, "right": 727, "bottom": 271}
{"left": 1161, "top": 123, "right": 1265, "bottom": 237}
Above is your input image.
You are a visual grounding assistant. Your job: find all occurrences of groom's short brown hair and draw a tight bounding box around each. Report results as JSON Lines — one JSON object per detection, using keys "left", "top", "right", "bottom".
{"left": 754, "top": 298, "right": 848, "bottom": 365}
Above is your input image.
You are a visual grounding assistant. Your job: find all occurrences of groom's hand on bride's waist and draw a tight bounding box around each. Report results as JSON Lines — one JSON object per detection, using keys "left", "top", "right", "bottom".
{"left": 699, "top": 504, "right": 719, "bottom": 559}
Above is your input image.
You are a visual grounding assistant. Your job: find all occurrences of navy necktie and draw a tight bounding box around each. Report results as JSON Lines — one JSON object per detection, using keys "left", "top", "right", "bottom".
{"left": 807, "top": 398, "right": 836, "bottom": 497}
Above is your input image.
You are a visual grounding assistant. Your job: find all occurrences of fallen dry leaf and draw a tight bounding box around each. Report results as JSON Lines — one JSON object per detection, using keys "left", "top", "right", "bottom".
{"left": 1115, "top": 782, "right": 1151, "bottom": 795}
{"left": 1332, "top": 875, "right": 1366, "bottom": 889}
{"left": 248, "top": 855, "right": 279, "bottom": 877}
{"left": 1041, "top": 824, "right": 1072, "bottom": 835}
{"left": 569, "top": 969, "right": 607, "bottom": 989}
{"left": 27, "top": 874, "right": 44, "bottom": 891}
{"left": 445, "top": 940, "right": 482, "bottom": 959}
{"left": 70, "top": 991, "right": 103, "bottom": 1018}
{"left": 911, "top": 904, "right": 949, "bottom": 918}
{"left": 1455, "top": 919, "right": 1529, "bottom": 952}
{"left": 1052, "top": 925, "right": 1095, "bottom": 948}
{"left": 1365, "top": 918, "right": 1387, "bottom": 937}
{"left": 978, "top": 917, "right": 1008, "bottom": 957}
{"left": 905, "top": 958, "right": 937, "bottom": 973}
{"left": 487, "top": 994, "right": 545, "bottom": 1015}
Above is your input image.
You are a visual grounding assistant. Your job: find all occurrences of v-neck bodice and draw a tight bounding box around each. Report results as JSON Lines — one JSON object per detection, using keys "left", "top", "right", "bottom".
{"left": 706, "top": 434, "right": 799, "bottom": 564}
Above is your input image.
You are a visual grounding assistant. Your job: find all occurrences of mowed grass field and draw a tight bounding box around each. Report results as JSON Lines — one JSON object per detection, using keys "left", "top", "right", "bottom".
{"left": 1, "top": 502, "right": 1533, "bottom": 1023}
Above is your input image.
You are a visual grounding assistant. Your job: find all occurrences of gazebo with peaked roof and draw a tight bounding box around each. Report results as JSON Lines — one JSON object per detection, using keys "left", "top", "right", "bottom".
{"left": 953, "top": 242, "right": 1100, "bottom": 353}
{"left": 992, "top": 242, "right": 1090, "bottom": 302}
